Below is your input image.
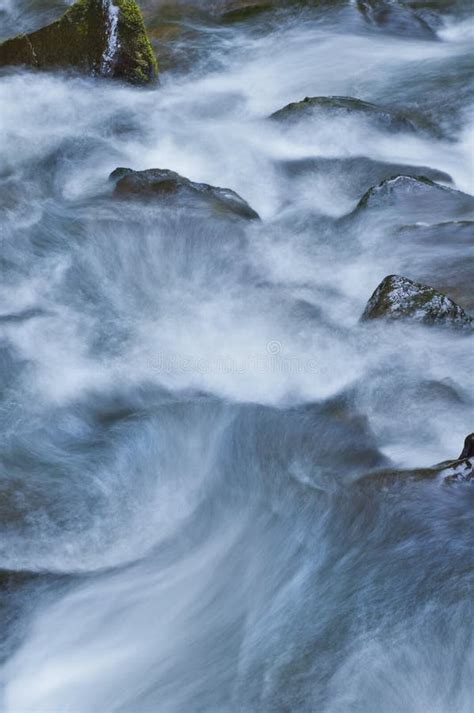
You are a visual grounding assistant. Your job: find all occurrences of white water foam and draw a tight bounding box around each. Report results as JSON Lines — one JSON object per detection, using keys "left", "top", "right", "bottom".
{"left": 100, "top": 0, "right": 120, "bottom": 75}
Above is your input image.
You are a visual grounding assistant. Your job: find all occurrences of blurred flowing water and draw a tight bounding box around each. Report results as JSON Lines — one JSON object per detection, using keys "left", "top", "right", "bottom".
{"left": 0, "top": 2, "right": 473, "bottom": 712}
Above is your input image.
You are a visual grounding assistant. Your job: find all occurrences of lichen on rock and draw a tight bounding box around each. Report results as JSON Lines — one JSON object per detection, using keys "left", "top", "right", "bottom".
{"left": 361, "top": 274, "right": 473, "bottom": 328}
{"left": 0, "top": 0, "right": 158, "bottom": 85}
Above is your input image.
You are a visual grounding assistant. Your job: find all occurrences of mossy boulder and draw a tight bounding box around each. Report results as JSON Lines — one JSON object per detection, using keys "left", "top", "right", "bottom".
{"left": 361, "top": 274, "right": 473, "bottom": 328}
{"left": 0, "top": 0, "right": 158, "bottom": 85}
{"left": 110, "top": 167, "right": 260, "bottom": 220}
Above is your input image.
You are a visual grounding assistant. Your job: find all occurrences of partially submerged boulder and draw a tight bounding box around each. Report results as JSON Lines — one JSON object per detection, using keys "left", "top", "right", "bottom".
{"left": 270, "top": 96, "right": 417, "bottom": 133}
{"left": 354, "top": 175, "right": 474, "bottom": 220}
{"left": 279, "top": 156, "right": 451, "bottom": 200}
{"left": 356, "top": 0, "right": 438, "bottom": 39}
{"left": 361, "top": 274, "right": 473, "bottom": 327}
{"left": 110, "top": 167, "right": 260, "bottom": 220}
{"left": 219, "top": 0, "right": 274, "bottom": 23}
{"left": 0, "top": 0, "right": 158, "bottom": 85}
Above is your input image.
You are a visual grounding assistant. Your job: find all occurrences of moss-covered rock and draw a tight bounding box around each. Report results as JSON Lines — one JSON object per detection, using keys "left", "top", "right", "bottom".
{"left": 110, "top": 167, "right": 260, "bottom": 220}
{"left": 361, "top": 274, "right": 473, "bottom": 327}
{"left": 0, "top": 0, "right": 158, "bottom": 85}
{"left": 270, "top": 96, "right": 417, "bottom": 133}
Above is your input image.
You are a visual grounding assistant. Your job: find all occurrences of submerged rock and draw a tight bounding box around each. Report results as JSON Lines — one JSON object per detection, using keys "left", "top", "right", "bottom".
{"left": 394, "top": 221, "right": 474, "bottom": 311}
{"left": 354, "top": 175, "right": 474, "bottom": 220}
{"left": 0, "top": 0, "right": 158, "bottom": 85}
{"left": 356, "top": 0, "right": 437, "bottom": 39}
{"left": 219, "top": 0, "right": 274, "bottom": 23}
{"left": 279, "top": 156, "right": 452, "bottom": 200}
{"left": 110, "top": 167, "right": 260, "bottom": 220}
{"left": 361, "top": 274, "right": 473, "bottom": 327}
{"left": 270, "top": 96, "right": 417, "bottom": 133}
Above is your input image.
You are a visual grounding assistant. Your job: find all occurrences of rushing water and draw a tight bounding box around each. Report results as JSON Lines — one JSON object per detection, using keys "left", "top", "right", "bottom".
{"left": 0, "top": 1, "right": 473, "bottom": 712}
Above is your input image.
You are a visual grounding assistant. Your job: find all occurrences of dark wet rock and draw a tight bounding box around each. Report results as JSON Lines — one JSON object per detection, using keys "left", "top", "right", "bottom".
{"left": 0, "top": 0, "right": 158, "bottom": 85}
{"left": 361, "top": 274, "right": 473, "bottom": 327}
{"left": 459, "top": 433, "right": 474, "bottom": 460}
{"left": 270, "top": 96, "right": 417, "bottom": 133}
{"left": 354, "top": 175, "right": 474, "bottom": 219}
{"left": 429, "top": 441, "right": 474, "bottom": 483}
{"left": 219, "top": 0, "right": 274, "bottom": 23}
{"left": 356, "top": 0, "right": 438, "bottom": 39}
{"left": 110, "top": 167, "right": 260, "bottom": 220}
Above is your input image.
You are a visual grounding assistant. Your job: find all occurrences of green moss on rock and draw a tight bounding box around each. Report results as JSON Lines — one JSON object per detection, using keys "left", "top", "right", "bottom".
{"left": 0, "top": 0, "right": 158, "bottom": 85}
{"left": 110, "top": 166, "right": 260, "bottom": 221}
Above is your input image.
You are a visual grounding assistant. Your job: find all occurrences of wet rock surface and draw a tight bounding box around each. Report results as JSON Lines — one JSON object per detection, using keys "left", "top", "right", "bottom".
{"left": 361, "top": 274, "right": 473, "bottom": 327}
{"left": 0, "top": 0, "right": 158, "bottom": 84}
{"left": 110, "top": 166, "right": 260, "bottom": 220}
{"left": 270, "top": 95, "right": 417, "bottom": 132}
{"left": 356, "top": 0, "right": 438, "bottom": 38}
{"left": 353, "top": 175, "right": 474, "bottom": 223}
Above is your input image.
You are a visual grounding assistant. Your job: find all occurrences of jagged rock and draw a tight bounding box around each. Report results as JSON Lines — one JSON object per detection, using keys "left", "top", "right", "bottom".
{"left": 110, "top": 167, "right": 260, "bottom": 220}
{"left": 361, "top": 274, "right": 473, "bottom": 327}
{"left": 0, "top": 0, "right": 158, "bottom": 85}
{"left": 354, "top": 175, "right": 474, "bottom": 219}
{"left": 270, "top": 96, "right": 417, "bottom": 133}
{"left": 356, "top": 0, "right": 438, "bottom": 39}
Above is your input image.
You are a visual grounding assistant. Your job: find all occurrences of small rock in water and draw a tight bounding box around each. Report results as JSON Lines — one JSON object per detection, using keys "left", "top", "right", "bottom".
{"left": 270, "top": 95, "right": 417, "bottom": 133}
{"left": 361, "top": 274, "right": 473, "bottom": 327}
{"left": 0, "top": 0, "right": 158, "bottom": 85}
{"left": 110, "top": 167, "right": 260, "bottom": 220}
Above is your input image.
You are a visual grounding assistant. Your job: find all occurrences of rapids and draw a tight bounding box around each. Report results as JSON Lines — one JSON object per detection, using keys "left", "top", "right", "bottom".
{"left": 0, "top": 1, "right": 473, "bottom": 712}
